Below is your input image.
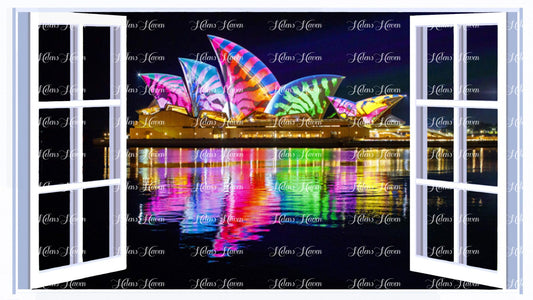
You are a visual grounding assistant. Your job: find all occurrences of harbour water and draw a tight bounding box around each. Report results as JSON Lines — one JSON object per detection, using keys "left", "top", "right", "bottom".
{"left": 41, "top": 146, "right": 497, "bottom": 289}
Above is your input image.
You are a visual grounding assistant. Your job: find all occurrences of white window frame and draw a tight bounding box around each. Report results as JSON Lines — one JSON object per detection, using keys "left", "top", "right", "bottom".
{"left": 17, "top": 12, "right": 127, "bottom": 289}
{"left": 409, "top": 12, "right": 518, "bottom": 289}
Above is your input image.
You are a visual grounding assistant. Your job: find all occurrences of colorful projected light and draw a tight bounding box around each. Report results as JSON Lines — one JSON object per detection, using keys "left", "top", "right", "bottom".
{"left": 179, "top": 58, "right": 228, "bottom": 117}
{"left": 264, "top": 74, "right": 344, "bottom": 119}
{"left": 328, "top": 94, "right": 406, "bottom": 124}
{"left": 140, "top": 73, "right": 193, "bottom": 114}
{"left": 137, "top": 37, "right": 404, "bottom": 125}
{"left": 133, "top": 147, "right": 409, "bottom": 257}
{"left": 208, "top": 35, "right": 281, "bottom": 120}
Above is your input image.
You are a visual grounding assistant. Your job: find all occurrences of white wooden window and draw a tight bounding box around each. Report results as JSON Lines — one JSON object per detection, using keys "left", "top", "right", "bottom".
{"left": 17, "top": 12, "right": 127, "bottom": 289}
{"left": 409, "top": 12, "right": 521, "bottom": 289}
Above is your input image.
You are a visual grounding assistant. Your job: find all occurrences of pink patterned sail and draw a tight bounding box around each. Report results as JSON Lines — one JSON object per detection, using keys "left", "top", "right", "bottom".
{"left": 179, "top": 58, "right": 228, "bottom": 117}
{"left": 328, "top": 94, "right": 405, "bottom": 124}
{"left": 140, "top": 73, "right": 193, "bottom": 114}
{"left": 208, "top": 35, "right": 281, "bottom": 120}
{"left": 327, "top": 96, "right": 359, "bottom": 117}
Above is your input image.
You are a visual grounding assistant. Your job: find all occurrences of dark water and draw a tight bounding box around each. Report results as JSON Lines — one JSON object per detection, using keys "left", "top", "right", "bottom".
{"left": 39, "top": 147, "right": 498, "bottom": 290}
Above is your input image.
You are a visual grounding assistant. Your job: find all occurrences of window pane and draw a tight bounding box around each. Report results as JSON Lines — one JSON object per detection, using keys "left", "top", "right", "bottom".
{"left": 39, "top": 109, "right": 72, "bottom": 185}
{"left": 426, "top": 185, "right": 454, "bottom": 262}
{"left": 466, "top": 109, "right": 497, "bottom": 186}
{"left": 38, "top": 25, "right": 71, "bottom": 102}
{"left": 427, "top": 26, "right": 453, "bottom": 100}
{"left": 466, "top": 25, "right": 497, "bottom": 101}
{"left": 39, "top": 192, "right": 71, "bottom": 270}
{"left": 83, "top": 107, "right": 110, "bottom": 181}
{"left": 466, "top": 191, "right": 497, "bottom": 270}
{"left": 83, "top": 187, "right": 110, "bottom": 261}
{"left": 426, "top": 107, "right": 454, "bottom": 181}
{"left": 83, "top": 26, "right": 111, "bottom": 100}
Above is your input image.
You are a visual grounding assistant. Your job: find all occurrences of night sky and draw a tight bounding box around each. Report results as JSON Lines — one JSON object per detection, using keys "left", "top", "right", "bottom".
{"left": 122, "top": 12, "right": 413, "bottom": 121}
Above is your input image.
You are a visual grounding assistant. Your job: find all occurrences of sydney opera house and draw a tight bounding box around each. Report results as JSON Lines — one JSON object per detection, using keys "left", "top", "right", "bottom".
{"left": 129, "top": 35, "right": 406, "bottom": 140}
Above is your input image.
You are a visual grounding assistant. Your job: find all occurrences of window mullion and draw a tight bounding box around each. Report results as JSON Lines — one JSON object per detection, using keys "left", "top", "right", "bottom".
{"left": 69, "top": 24, "right": 84, "bottom": 265}
{"left": 415, "top": 99, "right": 499, "bottom": 109}
{"left": 109, "top": 26, "right": 118, "bottom": 257}
{"left": 415, "top": 179, "right": 499, "bottom": 194}
{"left": 38, "top": 99, "right": 121, "bottom": 109}
{"left": 38, "top": 179, "right": 121, "bottom": 194}
{"left": 109, "top": 25, "right": 126, "bottom": 257}
{"left": 453, "top": 24, "right": 468, "bottom": 265}
{"left": 412, "top": 25, "right": 428, "bottom": 257}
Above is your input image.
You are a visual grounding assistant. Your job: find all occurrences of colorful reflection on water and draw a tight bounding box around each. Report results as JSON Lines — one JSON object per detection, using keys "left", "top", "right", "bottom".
{"left": 127, "top": 147, "right": 411, "bottom": 258}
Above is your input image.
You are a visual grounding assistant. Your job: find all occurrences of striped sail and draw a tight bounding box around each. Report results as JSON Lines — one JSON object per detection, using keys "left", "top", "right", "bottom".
{"left": 140, "top": 73, "right": 193, "bottom": 114}
{"left": 179, "top": 58, "right": 228, "bottom": 117}
{"left": 208, "top": 35, "right": 281, "bottom": 120}
{"left": 327, "top": 96, "right": 358, "bottom": 118}
{"left": 264, "top": 75, "right": 345, "bottom": 119}
{"left": 328, "top": 94, "right": 405, "bottom": 124}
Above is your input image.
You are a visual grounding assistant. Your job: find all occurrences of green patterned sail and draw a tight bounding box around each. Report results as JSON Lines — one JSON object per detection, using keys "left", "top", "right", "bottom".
{"left": 264, "top": 75, "right": 344, "bottom": 119}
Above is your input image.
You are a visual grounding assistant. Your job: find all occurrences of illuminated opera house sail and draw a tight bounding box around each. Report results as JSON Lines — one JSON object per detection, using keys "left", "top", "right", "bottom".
{"left": 129, "top": 35, "right": 406, "bottom": 140}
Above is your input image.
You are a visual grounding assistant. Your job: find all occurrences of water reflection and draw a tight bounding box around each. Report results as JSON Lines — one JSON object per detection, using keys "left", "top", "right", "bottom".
{"left": 426, "top": 147, "right": 498, "bottom": 185}
{"left": 127, "top": 147, "right": 410, "bottom": 257}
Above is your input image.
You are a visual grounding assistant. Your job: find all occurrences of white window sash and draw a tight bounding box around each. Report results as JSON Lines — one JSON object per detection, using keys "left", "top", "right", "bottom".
{"left": 22, "top": 12, "right": 127, "bottom": 289}
{"left": 409, "top": 12, "right": 508, "bottom": 288}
